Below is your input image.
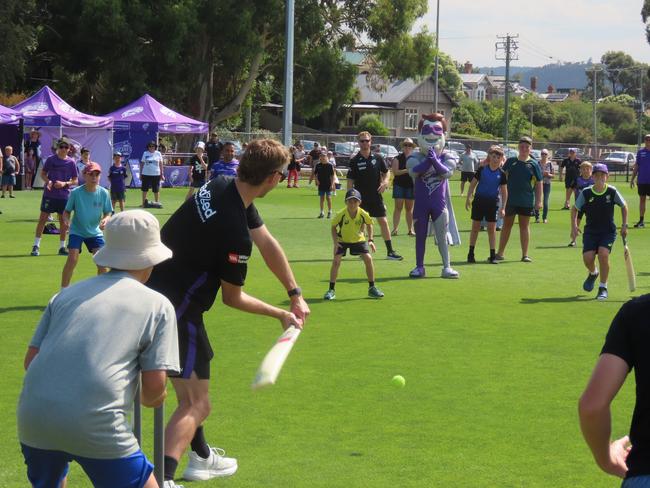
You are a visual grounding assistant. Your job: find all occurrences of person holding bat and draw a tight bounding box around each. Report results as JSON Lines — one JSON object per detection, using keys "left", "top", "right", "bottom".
{"left": 571, "top": 163, "right": 628, "bottom": 301}
{"left": 147, "top": 139, "right": 310, "bottom": 487}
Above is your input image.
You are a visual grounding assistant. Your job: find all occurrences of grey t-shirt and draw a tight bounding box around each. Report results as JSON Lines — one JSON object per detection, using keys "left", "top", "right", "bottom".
{"left": 460, "top": 152, "right": 480, "bottom": 172}
{"left": 17, "top": 271, "right": 179, "bottom": 459}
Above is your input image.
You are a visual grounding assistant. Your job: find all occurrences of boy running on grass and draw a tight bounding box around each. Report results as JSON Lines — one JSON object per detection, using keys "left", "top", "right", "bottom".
{"left": 324, "top": 189, "right": 384, "bottom": 300}
{"left": 108, "top": 152, "right": 128, "bottom": 212}
{"left": 568, "top": 161, "right": 594, "bottom": 247}
{"left": 465, "top": 145, "right": 508, "bottom": 264}
{"left": 61, "top": 162, "right": 113, "bottom": 288}
{"left": 571, "top": 163, "right": 628, "bottom": 301}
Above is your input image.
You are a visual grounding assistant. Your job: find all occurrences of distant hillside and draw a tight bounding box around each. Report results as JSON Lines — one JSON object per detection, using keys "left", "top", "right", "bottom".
{"left": 478, "top": 62, "right": 595, "bottom": 91}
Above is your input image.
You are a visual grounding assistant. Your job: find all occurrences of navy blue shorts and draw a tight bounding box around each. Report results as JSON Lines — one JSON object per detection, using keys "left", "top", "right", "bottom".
{"left": 392, "top": 185, "right": 414, "bottom": 200}
{"left": 40, "top": 196, "right": 67, "bottom": 214}
{"left": 21, "top": 444, "right": 153, "bottom": 488}
{"left": 110, "top": 190, "right": 126, "bottom": 201}
{"left": 318, "top": 189, "right": 333, "bottom": 197}
{"left": 336, "top": 241, "right": 370, "bottom": 256}
{"left": 582, "top": 232, "right": 616, "bottom": 253}
{"left": 68, "top": 234, "right": 105, "bottom": 253}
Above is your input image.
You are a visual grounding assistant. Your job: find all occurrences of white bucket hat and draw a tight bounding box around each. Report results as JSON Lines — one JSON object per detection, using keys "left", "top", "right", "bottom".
{"left": 93, "top": 210, "right": 172, "bottom": 270}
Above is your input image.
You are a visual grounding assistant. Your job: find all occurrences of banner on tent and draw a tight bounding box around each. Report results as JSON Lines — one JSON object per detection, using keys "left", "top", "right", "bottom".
{"left": 128, "top": 160, "right": 142, "bottom": 188}
{"left": 163, "top": 166, "right": 190, "bottom": 187}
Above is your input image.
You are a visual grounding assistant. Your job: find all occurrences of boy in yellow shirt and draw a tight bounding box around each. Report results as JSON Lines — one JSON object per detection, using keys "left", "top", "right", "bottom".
{"left": 324, "top": 189, "right": 384, "bottom": 300}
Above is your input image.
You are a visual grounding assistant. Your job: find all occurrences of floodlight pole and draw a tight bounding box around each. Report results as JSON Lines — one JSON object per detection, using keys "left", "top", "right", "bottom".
{"left": 282, "top": 0, "right": 295, "bottom": 146}
{"left": 433, "top": 0, "right": 440, "bottom": 113}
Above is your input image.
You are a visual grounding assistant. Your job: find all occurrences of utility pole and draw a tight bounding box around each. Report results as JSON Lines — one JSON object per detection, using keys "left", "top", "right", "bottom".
{"left": 496, "top": 34, "right": 519, "bottom": 146}
{"left": 634, "top": 68, "right": 645, "bottom": 182}
{"left": 433, "top": 0, "right": 440, "bottom": 113}
{"left": 585, "top": 66, "right": 602, "bottom": 158}
{"left": 282, "top": 0, "right": 295, "bottom": 147}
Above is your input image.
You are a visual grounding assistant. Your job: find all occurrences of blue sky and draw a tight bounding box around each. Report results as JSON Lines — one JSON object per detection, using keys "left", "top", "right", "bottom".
{"left": 418, "top": 0, "right": 650, "bottom": 67}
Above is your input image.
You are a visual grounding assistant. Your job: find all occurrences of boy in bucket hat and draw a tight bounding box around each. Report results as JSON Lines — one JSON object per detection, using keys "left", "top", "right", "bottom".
{"left": 17, "top": 210, "right": 179, "bottom": 488}
{"left": 324, "top": 188, "right": 384, "bottom": 300}
{"left": 60, "top": 162, "right": 113, "bottom": 288}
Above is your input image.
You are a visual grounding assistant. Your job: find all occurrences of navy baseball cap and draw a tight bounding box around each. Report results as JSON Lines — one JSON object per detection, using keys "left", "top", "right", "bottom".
{"left": 345, "top": 189, "right": 362, "bottom": 201}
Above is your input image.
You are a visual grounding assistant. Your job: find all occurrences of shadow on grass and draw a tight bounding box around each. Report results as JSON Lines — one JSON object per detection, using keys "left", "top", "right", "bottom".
{"left": 536, "top": 245, "right": 574, "bottom": 249}
{"left": 638, "top": 272, "right": 650, "bottom": 277}
{"left": 0, "top": 254, "right": 46, "bottom": 259}
{"left": 520, "top": 295, "right": 626, "bottom": 304}
{"left": 0, "top": 305, "right": 45, "bottom": 314}
{"left": 307, "top": 297, "right": 377, "bottom": 304}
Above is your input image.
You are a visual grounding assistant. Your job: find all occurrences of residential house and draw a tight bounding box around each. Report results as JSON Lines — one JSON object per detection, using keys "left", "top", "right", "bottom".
{"left": 460, "top": 73, "right": 490, "bottom": 101}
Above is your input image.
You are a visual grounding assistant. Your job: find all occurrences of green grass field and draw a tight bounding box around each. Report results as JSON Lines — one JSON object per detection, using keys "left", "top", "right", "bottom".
{"left": 1, "top": 176, "right": 647, "bottom": 487}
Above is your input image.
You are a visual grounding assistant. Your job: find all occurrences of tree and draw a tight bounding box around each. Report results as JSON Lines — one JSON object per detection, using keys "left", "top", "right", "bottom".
{"left": 356, "top": 113, "right": 389, "bottom": 136}
{"left": 0, "top": 0, "right": 37, "bottom": 92}
{"left": 598, "top": 102, "right": 636, "bottom": 127}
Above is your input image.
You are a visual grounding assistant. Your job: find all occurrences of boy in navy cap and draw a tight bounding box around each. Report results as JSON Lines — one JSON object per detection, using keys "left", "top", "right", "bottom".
{"left": 571, "top": 163, "right": 628, "bottom": 300}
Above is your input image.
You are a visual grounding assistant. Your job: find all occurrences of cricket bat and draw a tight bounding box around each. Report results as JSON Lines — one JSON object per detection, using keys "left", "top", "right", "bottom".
{"left": 252, "top": 326, "right": 302, "bottom": 390}
{"left": 623, "top": 237, "right": 636, "bottom": 292}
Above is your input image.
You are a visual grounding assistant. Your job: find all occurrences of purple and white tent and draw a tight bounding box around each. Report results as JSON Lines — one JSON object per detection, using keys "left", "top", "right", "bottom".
{"left": 0, "top": 104, "right": 21, "bottom": 125}
{"left": 12, "top": 86, "right": 114, "bottom": 186}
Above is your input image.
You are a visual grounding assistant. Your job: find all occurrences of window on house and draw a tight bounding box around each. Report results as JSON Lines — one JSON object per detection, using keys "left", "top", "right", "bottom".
{"left": 404, "top": 109, "right": 418, "bottom": 130}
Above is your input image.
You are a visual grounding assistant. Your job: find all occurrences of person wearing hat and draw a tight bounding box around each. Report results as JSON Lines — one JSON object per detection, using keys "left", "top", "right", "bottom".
{"left": 568, "top": 161, "right": 595, "bottom": 246}
{"left": 140, "top": 141, "right": 164, "bottom": 207}
{"left": 559, "top": 147, "right": 582, "bottom": 210}
{"left": 30, "top": 138, "right": 79, "bottom": 257}
{"left": 60, "top": 162, "right": 113, "bottom": 288}
{"left": 186, "top": 141, "right": 209, "bottom": 201}
{"left": 17, "top": 210, "right": 179, "bottom": 488}
{"left": 630, "top": 133, "right": 650, "bottom": 228}
{"left": 324, "top": 188, "right": 384, "bottom": 300}
{"left": 571, "top": 163, "right": 628, "bottom": 300}
{"left": 75, "top": 147, "right": 91, "bottom": 185}
{"left": 146, "top": 139, "right": 309, "bottom": 485}
{"left": 391, "top": 138, "right": 416, "bottom": 236}
{"left": 539, "top": 148, "right": 553, "bottom": 223}
{"left": 109, "top": 151, "right": 128, "bottom": 212}
{"left": 495, "top": 136, "right": 542, "bottom": 263}
{"left": 459, "top": 142, "right": 481, "bottom": 197}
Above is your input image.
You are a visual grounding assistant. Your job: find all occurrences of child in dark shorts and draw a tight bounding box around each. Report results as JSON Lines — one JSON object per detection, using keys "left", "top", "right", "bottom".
{"left": 568, "top": 161, "right": 594, "bottom": 247}
{"left": 324, "top": 189, "right": 384, "bottom": 300}
{"left": 571, "top": 164, "right": 628, "bottom": 300}
{"left": 108, "top": 152, "right": 128, "bottom": 212}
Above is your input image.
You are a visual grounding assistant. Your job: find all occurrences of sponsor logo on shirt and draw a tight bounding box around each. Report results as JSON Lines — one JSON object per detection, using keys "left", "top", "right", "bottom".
{"left": 194, "top": 183, "right": 218, "bottom": 222}
{"left": 228, "top": 252, "right": 249, "bottom": 264}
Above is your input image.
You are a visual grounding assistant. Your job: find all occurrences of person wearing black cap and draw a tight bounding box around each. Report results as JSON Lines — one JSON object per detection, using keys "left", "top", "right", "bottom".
{"left": 559, "top": 147, "right": 581, "bottom": 210}
{"left": 108, "top": 152, "right": 128, "bottom": 212}
{"left": 324, "top": 188, "right": 384, "bottom": 300}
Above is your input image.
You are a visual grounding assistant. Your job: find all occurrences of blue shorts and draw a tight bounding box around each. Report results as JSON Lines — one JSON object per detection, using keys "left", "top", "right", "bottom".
{"left": 21, "top": 444, "right": 153, "bottom": 488}
{"left": 582, "top": 232, "right": 616, "bottom": 254}
{"left": 40, "top": 196, "right": 68, "bottom": 214}
{"left": 68, "top": 234, "right": 105, "bottom": 253}
{"left": 318, "top": 190, "right": 332, "bottom": 197}
{"left": 392, "top": 185, "right": 414, "bottom": 200}
{"left": 623, "top": 475, "right": 650, "bottom": 488}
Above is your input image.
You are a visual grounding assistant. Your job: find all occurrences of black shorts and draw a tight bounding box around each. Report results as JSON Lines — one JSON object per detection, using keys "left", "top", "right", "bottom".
{"left": 191, "top": 178, "right": 206, "bottom": 188}
{"left": 638, "top": 183, "right": 650, "bottom": 196}
{"left": 110, "top": 190, "right": 125, "bottom": 201}
{"left": 471, "top": 197, "right": 498, "bottom": 222}
{"left": 505, "top": 205, "right": 534, "bottom": 217}
{"left": 461, "top": 171, "right": 475, "bottom": 183}
{"left": 564, "top": 177, "right": 577, "bottom": 189}
{"left": 336, "top": 241, "right": 370, "bottom": 256}
{"left": 141, "top": 174, "right": 161, "bottom": 193}
{"left": 583, "top": 232, "right": 616, "bottom": 254}
{"left": 360, "top": 198, "right": 386, "bottom": 218}
{"left": 170, "top": 312, "right": 214, "bottom": 380}
{"left": 40, "top": 196, "right": 67, "bottom": 214}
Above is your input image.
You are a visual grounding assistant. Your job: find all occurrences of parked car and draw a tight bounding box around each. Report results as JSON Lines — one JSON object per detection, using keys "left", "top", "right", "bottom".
{"left": 474, "top": 149, "right": 488, "bottom": 161}
{"left": 552, "top": 147, "right": 589, "bottom": 161}
{"left": 372, "top": 144, "right": 399, "bottom": 161}
{"left": 328, "top": 141, "right": 359, "bottom": 167}
{"left": 530, "top": 149, "right": 541, "bottom": 160}
{"left": 445, "top": 141, "right": 466, "bottom": 156}
{"left": 299, "top": 140, "right": 319, "bottom": 152}
{"left": 600, "top": 151, "right": 636, "bottom": 172}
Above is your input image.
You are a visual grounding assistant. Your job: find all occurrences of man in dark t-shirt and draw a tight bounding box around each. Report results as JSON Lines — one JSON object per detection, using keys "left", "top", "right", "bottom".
{"left": 579, "top": 294, "right": 650, "bottom": 482}
{"left": 559, "top": 148, "right": 581, "bottom": 209}
{"left": 205, "top": 133, "right": 223, "bottom": 165}
{"left": 314, "top": 150, "right": 335, "bottom": 218}
{"left": 148, "top": 139, "right": 310, "bottom": 485}
{"left": 348, "top": 131, "right": 402, "bottom": 260}
{"left": 307, "top": 142, "right": 322, "bottom": 184}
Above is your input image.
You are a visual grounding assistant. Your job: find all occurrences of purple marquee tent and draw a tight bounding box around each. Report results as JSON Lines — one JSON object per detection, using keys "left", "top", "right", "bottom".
{"left": 104, "top": 94, "right": 208, "bottom": 187}
{"left": 12, "top": 86, "right": 114, "bottom": 186}
{"left": 0, "top": 104, "right": 21, "bottom": 125}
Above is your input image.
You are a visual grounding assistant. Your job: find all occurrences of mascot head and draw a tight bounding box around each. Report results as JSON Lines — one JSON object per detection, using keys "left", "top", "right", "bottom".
{"left": 418, "top": 113, "right": 447, "bottom": 156}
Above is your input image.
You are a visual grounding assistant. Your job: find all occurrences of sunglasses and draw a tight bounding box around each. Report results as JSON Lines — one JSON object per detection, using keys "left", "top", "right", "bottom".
{"left": 58, "top": 144, "right": 69, "bottom": 149}
{"left": 359, "top": 139, "right": 370, "bottom": 143}
{"left": 489, "top": 152, "right": 503, "bottom": 157}
{"left": 272, "top": 169, "right": 288, "bottom": 182}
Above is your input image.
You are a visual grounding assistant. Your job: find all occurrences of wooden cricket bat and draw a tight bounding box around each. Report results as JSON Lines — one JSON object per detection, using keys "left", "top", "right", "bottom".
{"left": 623, "top": 237, "right": 636, "bottom": 292}
{"left": 252, "top": 326, "right": 302, "bottom": 390}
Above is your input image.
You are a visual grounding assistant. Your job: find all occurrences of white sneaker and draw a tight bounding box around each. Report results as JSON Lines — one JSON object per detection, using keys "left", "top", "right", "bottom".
{"left": 182, "top": 446, "right": 238, "bottom": 481}
{"left": 163, "top": 481, "right": 184, "bottom": 488}
{"left": 441, "top": 267, "right": 460, "bottom": 279}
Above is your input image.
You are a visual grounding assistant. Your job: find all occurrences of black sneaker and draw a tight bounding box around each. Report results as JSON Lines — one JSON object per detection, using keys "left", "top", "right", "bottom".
{"left": 583, "top": 271, "right": 599, "bottom": 292}
{"left": 58, "top": 247, "right": 69, "bottom": 256}
{"left": 634, "top": 221, "right": 645, "bottom": 228}
{"left": 487, "top": 256, "right": 499, "bottom": 264}
{"left": 387, "top": 251, "right": 403, "bottom": 261}
{"left": 596, "top": 286, "right": 608, "bottom": 301}
{"left": 521, "top": 256, "right": 532, "bottom": 263}
{"left": 467, "top": 253, "right": 476, "bottom": 263}
{"left": 30, "top": 245, "right": 40, "bottom": 256}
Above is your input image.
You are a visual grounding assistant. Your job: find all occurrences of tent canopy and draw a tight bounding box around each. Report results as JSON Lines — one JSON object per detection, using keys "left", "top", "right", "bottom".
{"left": 12, "top": 86, "right": 113, "bottom": 129}
{"left": 0, "top": 104, "right": 21, "bottom": 125}
{"left": 105, "top": 93, "right": 208, "bottom": 134}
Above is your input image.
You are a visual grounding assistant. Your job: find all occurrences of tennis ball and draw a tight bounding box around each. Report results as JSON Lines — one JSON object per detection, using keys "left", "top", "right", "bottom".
{"left": 391, "top": 375, "right": 406, "bottom": 388}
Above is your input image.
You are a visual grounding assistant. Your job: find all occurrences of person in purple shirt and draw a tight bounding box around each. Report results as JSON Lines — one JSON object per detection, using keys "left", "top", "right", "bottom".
{"left": 108, "top": 152, "right": 128, "bottom": 212}
{"left": 209, "top": 142, "right": 239, "bottom": 179}
{"left": 630, "top": 134, "right": 650, "bottom": 228}
{"left": 30, "top": 139, "right": 78, "bottom": 257}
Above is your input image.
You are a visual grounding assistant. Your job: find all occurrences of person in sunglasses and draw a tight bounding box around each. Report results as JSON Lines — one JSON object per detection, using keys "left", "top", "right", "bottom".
{"left": 146, "top": 139, "right": 309, "bottom": 486}
{"left": 140, "top": 141, "right": 165, "bottom": 207}
{"left": 30, "top": 138, "right": 78, "bottom": 257}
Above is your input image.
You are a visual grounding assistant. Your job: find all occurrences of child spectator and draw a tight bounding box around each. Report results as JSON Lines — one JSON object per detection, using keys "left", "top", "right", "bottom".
{"left": 324, "top": 189, "right": 384, "bottom": 300}
{"left": 287, "top": 147, "right": 300, "bottom": 188}
{"left": 569, "top": 161, "right": 595, "bottom": 247}
{"left": 24, "top": 148, "right": 35, "bottom": 190}
{"left": 186, "top": 141, "right": 208, "bottom": 200}
{"left": 314, "top": 150, "right": 335, "bottom": 218}
{"left": 60, "top": 163, "right": 113, "bottom": 288}
{"left": 571, "top": 164, "right": 628, "bottom": 300}
{"left": 2, "top": 145, "right": 20, "bottom": 198}
{"left": 109, "top": 152, "right": 128, "bottom": 212}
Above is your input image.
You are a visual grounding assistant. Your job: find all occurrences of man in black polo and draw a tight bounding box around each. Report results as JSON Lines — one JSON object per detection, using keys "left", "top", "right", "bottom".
{"left": 347, "top": 131, "right": 402, "bottom": 260}
{"left": 205, "top": 132, "right": 223, "bottom": 167}
{"left": 559, "top": 147, "right": 581, "bottom": 209}
{"left": 307, "top": 142, "right": 321, "bottom": 185}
